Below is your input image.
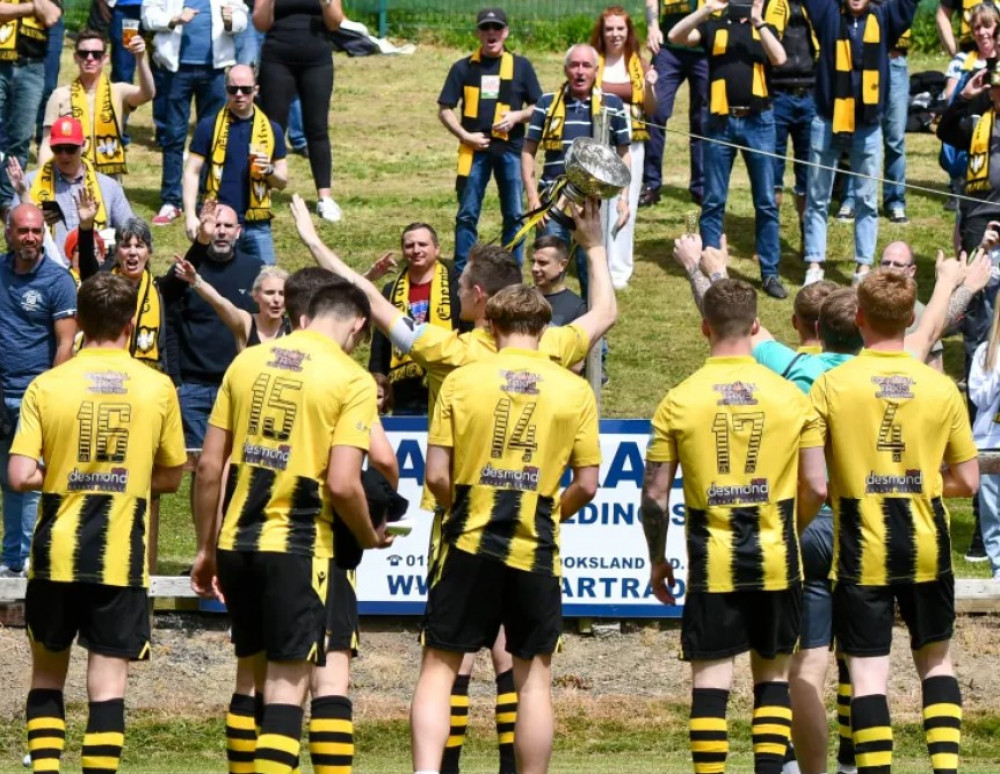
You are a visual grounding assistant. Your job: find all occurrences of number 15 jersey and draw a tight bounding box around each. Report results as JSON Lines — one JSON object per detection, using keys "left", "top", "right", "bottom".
{"left": 810, "top": 349, "right": 977, "bottom": 586}
{"left": 647, "top": 356, "right": 824, "bottom": 594}
{"left": 211, "top": 330, "right": 378, "bottom": 560}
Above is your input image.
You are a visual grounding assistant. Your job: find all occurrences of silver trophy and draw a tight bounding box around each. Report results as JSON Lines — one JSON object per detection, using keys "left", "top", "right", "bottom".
{"left": 540, "top": 137, "right": 631, "bottom": 230}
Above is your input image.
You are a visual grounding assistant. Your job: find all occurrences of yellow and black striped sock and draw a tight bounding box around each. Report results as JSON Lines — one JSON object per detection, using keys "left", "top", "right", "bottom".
{"left": 226, "top": 693, "right": 257, "bottom": 774}
{"left": 922, "top": 675, "right": 961, "bottom": 774}
{"left": 752, "top": 681, "right": 792, "bottom": 774}
{"left": 26, "top": 689, "right": 65, "bottom": 774}
{"left": 837, "top": 655, "right": 855, "bottom": 769}
{"left": 495, "top": 669, "right": 517, "bottom": 774}
{"left": 690, "top": 688, "right": 728, "bottom": 774}
{"left": 255, "top": 703, "right": 303, "bottom": 774}
{"left": 852, "top": 694, "right": 892, "bottom": 774}
{"left": 81, "top": 699, "right": 125, "bottom": 774}
{"left": 441, "top": 674, "right": 469, "bottom": 774}
{"left": 309, "top": 695, "right": 353, "bottom": 774}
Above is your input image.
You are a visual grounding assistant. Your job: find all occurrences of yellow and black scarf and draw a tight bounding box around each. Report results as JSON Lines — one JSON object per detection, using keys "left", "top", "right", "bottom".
{"left": 206, "top": 106, "right": 276, "bottom": 222}
{"left": 29, "top": 158, "right": 108, "bottom": 231}
{"left": 967, "top": 108, "right": 994, "bottom": 195}
{"left": 708, "top": 24, "right": 771, "bottom": 116}
{"left": 0, "top": 0, "right": 45, "bottom": 61}
{"left": 457, "top": 49, "right": 515, "bottom": 183}
{"left": 832, "top": 11, "right": 881, "bottom": 136}
{"left": 72, "top": 74, "right": 126, "bottom": 176}
{"left": 387, "top": 262, "right": 452, "bottom": 384}
{"left": 597, "top": 53, "right": 649, "bottom": 142}
{"left": 111, "top": 266, "right": 163, "bottom": 365}
{"left": 540, "top": 84, "right": 602, "bottom": 151}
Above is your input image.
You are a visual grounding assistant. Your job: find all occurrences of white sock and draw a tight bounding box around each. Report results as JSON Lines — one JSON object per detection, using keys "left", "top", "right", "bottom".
{"left": 414, "top": 770, "right": 440, "bottom": 774}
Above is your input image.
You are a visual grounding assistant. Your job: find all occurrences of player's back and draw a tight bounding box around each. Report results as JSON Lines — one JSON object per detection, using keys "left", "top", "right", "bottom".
{"left": 215, "top": 330, "right": 377, "bottom": 559}
{"left": 810, "top": 349, "right": 977, "bottom": 585}
{"left": 430, "top": 347, "right": 600, "bottom": 576}
{"left": 13, "top": 348, "right": 186, "bottom": 587}
{"left": 651, "top": 356, "right": 821, "bottom": 593}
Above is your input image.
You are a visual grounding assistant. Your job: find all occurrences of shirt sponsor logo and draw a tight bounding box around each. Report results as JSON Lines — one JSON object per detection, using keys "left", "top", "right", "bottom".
{"left": 68, "top": 466, "right": 128, "bottom": 493}
{"left": 500, "top": 370, "right": 541, "bottom": 395}
{"left": 871, "top": 375, "right": 914, "bottom": 400}
{"left": 865, "top": 469, "right": 923, "bottom": 494}
{"left": 479, "top": 462, "right": 539, "bottom": 491}
{"left": 706, "top": 478, "right": 770, "bottom": 506}
{"left": 267, "top": 348, "right": 307, "bottom": 372}
{"left": 85, "top": 370, "right": 128, "bottom": 395}
{"left": 713, "top": 381, "right": 758, "bottom": 406}
{"left": 21, "top": 289, "right": 42, "bottom": 313}
{"left": 243, "top": 441, "right": 291, "bottom": 471}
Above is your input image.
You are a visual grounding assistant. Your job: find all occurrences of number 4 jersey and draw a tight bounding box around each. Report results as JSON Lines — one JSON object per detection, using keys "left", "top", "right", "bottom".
{"left": 211, "top": 330, "right": 378, "bottom": 560}
{"left": 11, "top": 348, "right": 187, "bottom": 587}
{"left": 647, "top": 356, "right": 824, "bottom": 594}
{"left": 810, "top": 349, "right": 977, "bottom": 586}
{"left": 428, "top": 347, "right": 601, "bottom": 577}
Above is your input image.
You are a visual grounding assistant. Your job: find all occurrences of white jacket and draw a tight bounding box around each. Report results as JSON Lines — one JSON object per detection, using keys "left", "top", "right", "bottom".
{"left": 141, "top": 0, "right": 248, "bottom": 73}
{"left": 969, "top": 340, "right": 1000, "bottom": 450}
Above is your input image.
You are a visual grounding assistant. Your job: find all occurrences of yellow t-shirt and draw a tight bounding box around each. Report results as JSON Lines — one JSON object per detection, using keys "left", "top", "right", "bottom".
{"left": 647, "top": 356, "right": 823, "bottom": 593}
{"left": 810, "top": 349, "right": 977, "bottom": 585}
{"left": 11, "top": 348, "right": 186, "bottom": 587}
{"left": 428, "top": 347, "right": 601, "bottom": 577}
{"left": 212, "top": 330, "right": 378, "bottom": 559}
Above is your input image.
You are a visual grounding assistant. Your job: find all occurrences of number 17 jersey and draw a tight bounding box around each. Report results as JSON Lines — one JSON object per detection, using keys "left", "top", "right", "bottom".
{"left": 210, "top": 330, "right": 378, "bottom": 560}
{"left": 646, "top": 356, "right": 824, "bottom": 593}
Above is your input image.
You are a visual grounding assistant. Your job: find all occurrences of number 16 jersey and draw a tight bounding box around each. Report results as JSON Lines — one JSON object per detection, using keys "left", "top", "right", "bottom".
{"left": 647, "top": 356, "right": 824, "bottom": 594}
{"left": 211, "top": 330, "right": 378, "bottom": 560}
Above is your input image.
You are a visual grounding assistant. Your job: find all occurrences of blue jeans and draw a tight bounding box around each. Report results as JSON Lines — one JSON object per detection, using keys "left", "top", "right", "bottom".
{"left": 110, "top": 4, "right": 142, "bottom": 84}
{"left": 540, "top": 216, "right": 588, "bottom": 300}
{"left": 179, "top": 381, "right": 220, "bottom": 450}
{"left": 772, "top": 89, "right": 815, "bottom": 197}
{"left": 643, "top": 46, "right": 708, "bottom": 198}
{"left": 842, "top": 55, "right": 908, "bottom": 212}
{"left": 288, "top": 97, "right": 306, "bottom": 150}
{"left": 455, "top": 149, "right": 525, "bottom": 271}
{"left": 980, "top": 473, "right": 1000, "bottom": 574}
{"left": 234, "top": 24, "right": 265, "bottom": 66}
{"left": 804, "top": 117, "right": 882, "bottom": 265}
{"left": 239, "top": 220, "right": 276, "bottom": 266}
{"left": 0, "top": 59, "right": 45, "bottom": 205}
{"left": 700, "top": 110, "right": 780, "bottom": 278}
{"left": 35, "top": 17, "right": 64, "bottom": 144}
{"left": 0, "top": 397, "right": 40, "bottom": 570}
{"left": 158, "top": 65, "right": 227, "bottom": 207}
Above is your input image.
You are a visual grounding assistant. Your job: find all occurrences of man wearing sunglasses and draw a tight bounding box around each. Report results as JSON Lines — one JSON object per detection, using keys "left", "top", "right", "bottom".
{"left": 183, "top": 64, "right": 287, "bottom": 267}
{"left": 38, "top": 29, "right": 154, "bottom": 176}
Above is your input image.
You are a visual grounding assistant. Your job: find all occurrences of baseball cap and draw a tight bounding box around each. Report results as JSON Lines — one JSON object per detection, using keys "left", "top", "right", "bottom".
{"left": 50, "top": 117, "right": 85, "bottom": 146}
{"left": 477, "top": 7, "right": 508, "bottom": 28}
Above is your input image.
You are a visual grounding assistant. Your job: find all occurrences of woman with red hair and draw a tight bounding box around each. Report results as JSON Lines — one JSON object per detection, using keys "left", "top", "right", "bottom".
{"left": 590, "top": 6, "right": 657, "bottom": 289}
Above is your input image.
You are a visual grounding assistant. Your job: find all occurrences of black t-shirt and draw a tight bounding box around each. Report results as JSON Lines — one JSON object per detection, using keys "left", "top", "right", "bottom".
{"left": 771, "top": 0, "right": 816, "bottom": 88}
{"left": 438, "top": 51, "right": 542, "bottom": 152}
{"left": 10, "top": 0, "right": 60, "bottom": 61}
{"left": 700, "top": 10, "right": 777, "bottom": 110}
{"left": 544, "top": 288, "right": 587, "bottom": 328}
{"left": 260, "top": 0, "right": 333, "bottom": 62}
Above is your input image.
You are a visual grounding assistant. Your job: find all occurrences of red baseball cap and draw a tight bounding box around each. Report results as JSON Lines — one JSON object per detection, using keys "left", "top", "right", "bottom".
{"left": 50, "top": 117, "right": 85, "bottom": 146}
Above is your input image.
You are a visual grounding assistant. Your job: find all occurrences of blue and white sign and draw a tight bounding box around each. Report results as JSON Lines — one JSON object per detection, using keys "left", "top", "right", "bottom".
{"left": 358, "top": 418, "right": 688, "bottom": 618}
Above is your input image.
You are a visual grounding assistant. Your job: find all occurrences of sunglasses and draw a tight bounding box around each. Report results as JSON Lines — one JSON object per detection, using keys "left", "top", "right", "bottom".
{"left": 479, "top": 23, "right": 505, "bottom": 31}
{"left": 51, "top": 145, "right": 81, "bottom": 155}
{"left": 76, "top": 49, "right": 105, "bottom": 59}
{"left": 226, "top": 85, "right": 254, "bottom": 95}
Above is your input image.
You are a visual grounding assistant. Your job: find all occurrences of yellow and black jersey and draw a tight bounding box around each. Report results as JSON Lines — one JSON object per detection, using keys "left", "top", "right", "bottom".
{"left": 810, "top": 349, "right": 977, "bottom": 586}
{"left": 428, "top": 347, "right": 601, "bottom": 577}
{"left": 11, "top": 348, "right": 186, "bottom": 588}
{"left": 212, "top": 330, "right": 377, "bottom": 560}
{"left": 647, "top": 356, "right": 823, "bottom": 594}
{"left": 408, "top": 321, "right": 590, "bottom": 415}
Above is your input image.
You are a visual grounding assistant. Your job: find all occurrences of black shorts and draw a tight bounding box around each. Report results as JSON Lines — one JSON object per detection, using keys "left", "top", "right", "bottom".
{"left": 833, "top": 576, "right": 955, "bottom": 657}
{"left": 681, "top": 585, "right": 802, "bottom": 661}
{"left": 217, "top": 549, "right": 329, "bottom": 666}
{"left": 421, "top": 547, "right": 562, "bottom": 659}
{"left": 25, "top": 579, "right": 151, "bottom": 661}
{"left": 326, "top": 564, "right": 359, "bottom": 656}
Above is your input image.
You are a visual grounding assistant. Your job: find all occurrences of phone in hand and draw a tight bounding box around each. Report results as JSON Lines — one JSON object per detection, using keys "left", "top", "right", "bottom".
{"left": 41, "top": 199, "right": 65, "bottom": 224}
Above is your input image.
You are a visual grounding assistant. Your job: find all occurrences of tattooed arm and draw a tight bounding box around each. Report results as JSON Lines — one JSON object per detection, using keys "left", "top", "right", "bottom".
{"left": 641, "top": 459, "right": 679, "bottom": 605}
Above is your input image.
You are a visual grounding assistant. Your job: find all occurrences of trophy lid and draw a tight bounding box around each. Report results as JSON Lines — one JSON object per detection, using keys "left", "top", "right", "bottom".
{"left": 564, "top": 137, "right": 631, "bottom": 200}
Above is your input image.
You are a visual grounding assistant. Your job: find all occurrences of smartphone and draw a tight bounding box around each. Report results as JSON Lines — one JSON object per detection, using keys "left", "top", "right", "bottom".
{"left": 41, "top": 199, "right": 65, "bottom": 224}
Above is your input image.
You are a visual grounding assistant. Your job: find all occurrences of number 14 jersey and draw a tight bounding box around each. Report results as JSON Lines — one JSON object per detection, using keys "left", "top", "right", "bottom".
{"left": 647, "top": 356, "right": 824, "bottom": 594}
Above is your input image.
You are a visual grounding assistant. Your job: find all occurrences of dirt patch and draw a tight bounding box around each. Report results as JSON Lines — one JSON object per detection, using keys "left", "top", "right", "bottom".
{"left": 1, "top": 614, "right": 999, "bottom": 724}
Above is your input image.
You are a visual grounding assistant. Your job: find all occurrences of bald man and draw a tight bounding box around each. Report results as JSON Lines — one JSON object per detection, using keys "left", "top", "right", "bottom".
{"left": 183, "top": 64, "right": 288, "bottom": 266}
{"left": 879, "top": 241, "right": 948, "bottom": 370}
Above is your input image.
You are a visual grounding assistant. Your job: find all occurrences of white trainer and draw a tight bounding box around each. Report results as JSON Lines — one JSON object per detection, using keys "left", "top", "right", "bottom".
{"left": 316, "top": 197, "right": 343, "bottom": 223}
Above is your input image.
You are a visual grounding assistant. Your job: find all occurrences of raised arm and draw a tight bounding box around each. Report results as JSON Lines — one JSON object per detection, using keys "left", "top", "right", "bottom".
{"left": 903, "top": 252, "right": 966, "bottom": 361}
{"left": 568, "top": 198, "right": 618, "bottom": 346}
{"left": 753, "top": 0, "right": 786, "bottom": 67}
{"left": 173, "top": 254, "right": 252, "bottom": 349}
{"left": 669, "top": 0, "right": 721, "bottom": 46}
